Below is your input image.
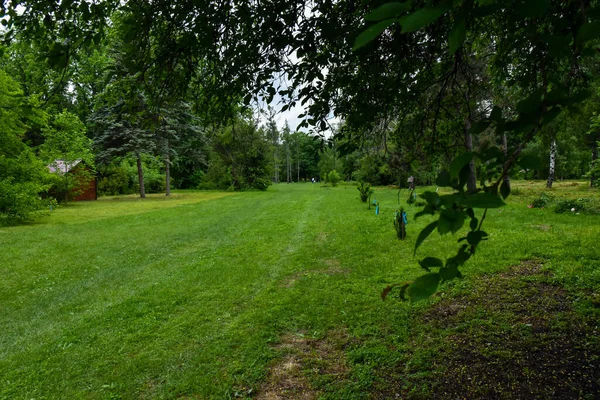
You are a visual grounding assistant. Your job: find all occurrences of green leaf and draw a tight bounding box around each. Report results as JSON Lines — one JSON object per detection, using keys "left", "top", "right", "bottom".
{"left": 469, "top": 120, "right": 490, "bottom": 134}
{"left": 490, "top": 106, "right": 502, "bottom": 122}
{"left": 414, "top": 221, "right": 438, "bottom": 256}
{"left": 436, "top": 170, "right": 451, "bottom": 187}
{"left": 516, "top": 90, "right": 543, "bottom": 114}
{"left": 353, "top": 19, "right": 396, "bottom": 50}
{"left": 469, "top": 217, "right": 478, "bottom": 230}
{"left": 544, "top": 107, "right": 562, "bottom": 124}
{"left": 576, "top": 21, "right": 600, "bottom": 44}
{"left": 439, "top": 208, "right": 465, "bottom": 235}
{"left": 473, "top": 4, "right": 502, "bottom": 18}
{"left": 514, "top": 0, "right": 549, "bottom": 18}
{"left": 460, "top": 193, "right": 505, "bottom": 209}
{"left": 518, "top": 154, "right": 542, "bottom": 170}
{"left": 500, "top": 179, "right": 511, "bottom": 199}
{"left": 449, "top": 152, "right": 475, "bottom": 179}
{"left": 399, "top": 6, "right": 449, "bottom": 33}
{"left": 544, "top": 34, "right": 573, "bottom": 58}
{"left": 419, "top": 257, "right": 444, "bottom": 271}
{"left": 409, "top": 273, "right": 441, "bottom": 302}
{"left": 420, "top": 191, "right": 440, "bottom": 206}
{"left": 365, "top": 2, "right": 412, "bottom": 22}
{"left": 448, "top": 18, "right": 466, "bottom": 55}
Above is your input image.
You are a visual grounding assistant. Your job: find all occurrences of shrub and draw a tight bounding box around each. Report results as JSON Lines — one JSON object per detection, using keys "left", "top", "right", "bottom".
{"left": 357, "top": 182, "right": 374, "bottom": 202}
{"left": 530, "top": 193, "right": 551, "bottom": 208}
{"left": 98, "top": 163, "right": 132, "bottom": 196}
{"left": 328, "top": 170, "right": 341, "bottom": 187}
{"left": 554, "top": 198, "right": 587, "bottom": 214}
{"left": 394, "top": 208, "right": 407, "bottom": 240}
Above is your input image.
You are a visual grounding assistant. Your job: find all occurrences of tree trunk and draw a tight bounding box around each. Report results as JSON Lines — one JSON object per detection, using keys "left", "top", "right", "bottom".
{"left": 296, "top": 140, "right": 300, "bottom": 182}
{"left": 547, "top": 138, "right": 557, "bottom": 188}
{"left": 592, "top": 143, "right": 598, "bottom": 187}
{"left": 464, "top": 124, "right": 476, "bottom": 193}
{"left": 502, "top": 132, "right": 511, "bottom": 192}
{"left": 274, "top": 148, "right": 279, "bottom": 183}
{"left": 286, "top": 142, "right": 291, "bottom": 183}
{"left": 137, "top": 155, "right": 146, "bottom": 198}
{"left": 165, "top": 151, "right": 171, "bottom": 197}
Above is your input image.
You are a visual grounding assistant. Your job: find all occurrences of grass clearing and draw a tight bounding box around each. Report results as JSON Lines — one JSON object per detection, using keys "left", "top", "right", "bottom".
{"left": 1, "top": 181, "right": 599, "bottom": 398}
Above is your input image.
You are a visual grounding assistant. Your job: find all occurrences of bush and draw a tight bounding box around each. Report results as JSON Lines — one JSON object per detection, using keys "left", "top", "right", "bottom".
{"left": 554, "top": 198, "right": 587, "bottom": 214}
{"left": 328, "top": 170, "right": 341, "bottom": 187}
{"left": 98, "top": 163, "right": 132, "bottom": 196}
{"left": 357, "top": 181, "right": 374, "bottom": 202}
{"left": 530, "top": 193, "right": 551, "bottom": 208}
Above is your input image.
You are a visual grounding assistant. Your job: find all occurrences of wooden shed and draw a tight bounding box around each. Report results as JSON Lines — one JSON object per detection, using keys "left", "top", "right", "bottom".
{"left": 47, "top": 159, "right": 97, "bottom": 201}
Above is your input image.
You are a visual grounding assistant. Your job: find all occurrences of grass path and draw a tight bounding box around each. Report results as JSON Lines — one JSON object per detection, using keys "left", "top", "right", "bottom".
{"left": 1, "top": 182, "right": 599, "bottom": 399}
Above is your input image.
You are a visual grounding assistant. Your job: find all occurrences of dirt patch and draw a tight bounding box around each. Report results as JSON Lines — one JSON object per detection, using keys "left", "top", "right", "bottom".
{"left": 381, "top": 260, "right": 600, "bottom": 399}
{"left": 257, "top": 330, "right": 352, "bottom": 400}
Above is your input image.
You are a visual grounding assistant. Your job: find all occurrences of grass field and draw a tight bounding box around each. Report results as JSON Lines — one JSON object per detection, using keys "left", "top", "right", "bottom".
{"left": 1, "top": 182, "right": 599, "bottom": 399}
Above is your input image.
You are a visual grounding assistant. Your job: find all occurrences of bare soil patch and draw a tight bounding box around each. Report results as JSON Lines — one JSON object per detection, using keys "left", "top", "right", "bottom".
{"left": 378, "top": 260, "right": 600, "bottom": 399}
{"left": 256, "top": 330, "right": 352, "bottom": 400}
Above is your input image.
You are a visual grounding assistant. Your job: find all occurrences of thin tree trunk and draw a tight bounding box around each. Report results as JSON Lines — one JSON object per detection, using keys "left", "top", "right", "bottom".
{"left": 464, "top": 123, "right": 476, "bottom": 193}
{"left": 137, "top": 155, "right": 146, "bottom": 198}
{"left": 274, "top": 147, "right": 279, "bottom": 183}
{"left": 296, "top": 140, "right": 300, "bottom": 182}
{"left": 165, "top": 150, "right": 171, "bottom": 197}
{"left": 592, "top": 143, "right": 598, "bottom": 187}
{"left": 502, "top": 132, "right": 511, "bottom": 191}
{"left": 547, "top": 138, "right": 557, "bottom": 188}
{"left": 286, "top": 142, "right": 291, "bottom": 183}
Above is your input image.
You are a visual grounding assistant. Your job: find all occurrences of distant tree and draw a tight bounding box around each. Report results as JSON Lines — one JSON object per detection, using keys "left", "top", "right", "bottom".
{"left": 39, "top": 111, "right": 94, "bottom": 203}
{"left": 201, "top": 117, "right": 272, "bottom": 191}
{"left": 265, "top": 108, "right": 280, "bottom": 183}
{"left": 91, "top": 76, "right": 155, "bottom": 198}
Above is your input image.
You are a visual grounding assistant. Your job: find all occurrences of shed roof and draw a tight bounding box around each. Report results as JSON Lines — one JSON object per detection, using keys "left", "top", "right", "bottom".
{"left": 47, "top": 159, "right": 82, "bottom": 174}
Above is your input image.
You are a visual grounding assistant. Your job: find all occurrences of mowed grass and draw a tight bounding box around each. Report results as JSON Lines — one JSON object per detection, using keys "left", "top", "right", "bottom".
{"left": 1, "top": 182, "right": 599, "bottom": 399}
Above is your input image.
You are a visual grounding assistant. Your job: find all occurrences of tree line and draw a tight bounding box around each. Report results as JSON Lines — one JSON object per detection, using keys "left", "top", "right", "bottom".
{"left": 1, "top": 0, "right": 599, "bottom": 225}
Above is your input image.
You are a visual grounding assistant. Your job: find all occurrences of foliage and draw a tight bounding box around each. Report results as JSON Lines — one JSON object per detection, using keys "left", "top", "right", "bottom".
{"left": 393, "top": 208, "right": 407, "bottom": 240}
{"left": 328, "top": 170, "right": 341, "bottom": 187}
{"left": 588, "top": 158, "right": 600, "bottom": 188}
{"left": 357, "top": 181, "right": 374, "bottom": 203}
{"left": 530, "top": 193, "right": 551, "bottom": 209}
{"left": 97, "top": 162, "right": 132, "bottom": 196}
{"left": 204, "top": 118, "right": 272, "bottom": 191}
{"left": 554, "top": 198, "right": 588, "bottom": 214}
{"left": 39, "top": 111, "right": 94, "bottom": 202}
{"left": 0, "top": 69, "right": 51, "bottom": 221}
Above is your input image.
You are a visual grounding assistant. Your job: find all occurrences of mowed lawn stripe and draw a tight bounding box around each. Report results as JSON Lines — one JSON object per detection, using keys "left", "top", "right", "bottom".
{"left": 0, "top": 185, "right": 330, "bottom": 398}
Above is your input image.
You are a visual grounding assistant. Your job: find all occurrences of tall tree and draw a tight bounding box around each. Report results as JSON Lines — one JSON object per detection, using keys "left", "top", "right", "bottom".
{"left": 0, "top": 69, "right": 50, "bottom": 221}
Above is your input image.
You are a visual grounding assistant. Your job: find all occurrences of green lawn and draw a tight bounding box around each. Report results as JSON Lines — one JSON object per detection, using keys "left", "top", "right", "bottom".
{"left": 2, "top": 182, "right": 599, "bottom": 399}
